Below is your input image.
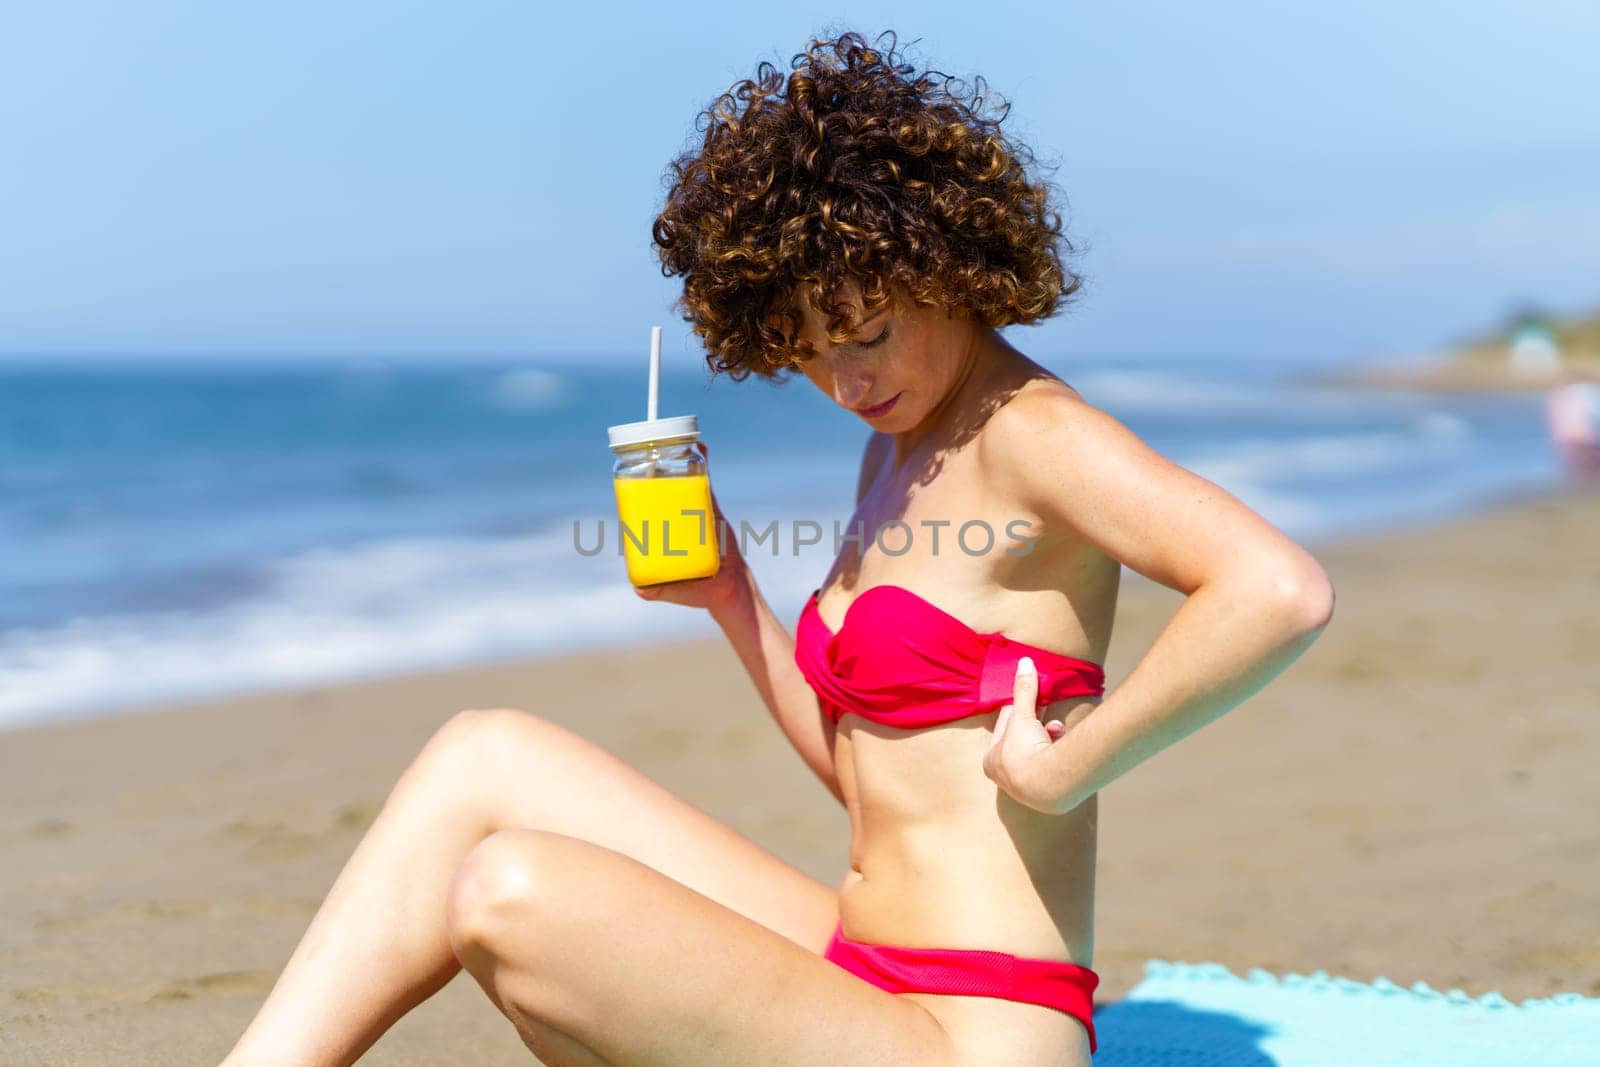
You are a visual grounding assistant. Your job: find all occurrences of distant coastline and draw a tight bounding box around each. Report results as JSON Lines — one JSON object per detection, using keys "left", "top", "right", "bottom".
{"left": 1299, "top": 306, "right": 1600, "bottom": 393}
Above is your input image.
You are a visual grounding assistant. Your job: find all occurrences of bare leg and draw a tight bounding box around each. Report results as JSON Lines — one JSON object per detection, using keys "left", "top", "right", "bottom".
{"left": 444, "top": 830, "right": 959, "bottom": 1067}
{"left": 220, "top": 712, "right": 495, "bottom": 1066}
{"left": 220, "top": 709, "right": 838, "bottom": 1066}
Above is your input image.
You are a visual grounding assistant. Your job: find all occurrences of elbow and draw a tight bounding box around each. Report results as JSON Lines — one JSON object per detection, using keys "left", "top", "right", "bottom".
{"left": 1269, "top": 562, "right": 1335, "bottom": 632}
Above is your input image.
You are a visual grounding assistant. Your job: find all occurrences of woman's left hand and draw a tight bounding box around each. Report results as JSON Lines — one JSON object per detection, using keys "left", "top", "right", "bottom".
{"left": 982, "top": 656, "right": 1069, "bottom": 813}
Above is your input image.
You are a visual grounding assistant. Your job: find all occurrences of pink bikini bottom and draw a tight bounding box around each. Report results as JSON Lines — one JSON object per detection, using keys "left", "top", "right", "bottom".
{"left": 822, "top": 921, "right": 1099, "bottom": 1054}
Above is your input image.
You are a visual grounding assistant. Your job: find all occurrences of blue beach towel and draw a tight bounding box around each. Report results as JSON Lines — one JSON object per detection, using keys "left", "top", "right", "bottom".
{"left": 1092, "top": 959, "right": 1600, "bottom": 1066}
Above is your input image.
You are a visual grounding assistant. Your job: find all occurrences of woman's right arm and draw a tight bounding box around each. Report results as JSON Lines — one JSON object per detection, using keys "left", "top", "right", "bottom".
{"left": 709, "top": 571, "right": 844, "bottom": 807}
{"left": 708, "top": 432, "right": 887, "bottom": 806}
{"left": 635, "top": 435, "right": 887, "bottom": 806}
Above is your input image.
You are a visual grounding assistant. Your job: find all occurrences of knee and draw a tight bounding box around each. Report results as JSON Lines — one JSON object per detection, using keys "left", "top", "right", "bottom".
{"left": 421, "top": 707, "right": 544, "bottom": 769}
{"left": 445, "top": 828, "right": 559, "bottom": 964}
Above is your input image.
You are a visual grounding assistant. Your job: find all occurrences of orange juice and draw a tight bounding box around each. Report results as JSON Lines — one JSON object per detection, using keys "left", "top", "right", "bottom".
{"left": 607, "top": 414, "right": 721, "bottom": 587}
{"left": 612, "top": 471, "right": 720, "bottom": 585}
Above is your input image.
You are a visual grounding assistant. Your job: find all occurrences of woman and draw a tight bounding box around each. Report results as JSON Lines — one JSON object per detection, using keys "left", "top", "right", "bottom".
{"left": 222, "top": 30, "right": 1334, "bottom": 1066}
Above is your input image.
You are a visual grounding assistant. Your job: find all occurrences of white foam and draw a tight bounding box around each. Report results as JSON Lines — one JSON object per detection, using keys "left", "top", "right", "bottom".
{"left": 488, "top": 368, "right": 567, "bottom": 411}
{"left": 1072, "top": 370, "right": 1271, "bottom": 412}
{"left": 1182, "top": 423, "right": 1468, "bottom": 488}
{"left": 0, "top": 526, "right": 717, "bottom": 729}
{"left": 1072, "top": 368, "right": 1443, "bottom": 416}
{"left": 1414, "top": 411, "right": 1472, "bottom": 441}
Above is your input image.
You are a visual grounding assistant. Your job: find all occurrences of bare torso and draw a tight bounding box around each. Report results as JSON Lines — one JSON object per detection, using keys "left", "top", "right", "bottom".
{"left": 815, "top": 377, "right": 1120, "bottom": 976}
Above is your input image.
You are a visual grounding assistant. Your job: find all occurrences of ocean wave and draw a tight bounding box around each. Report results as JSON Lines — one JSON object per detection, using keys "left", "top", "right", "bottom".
{"left": 1071, "top": 368, "right": 1442, "bottom": 416}
{"left": 1183, "top": 421, "right": 1474, "bottom": 489}
{"left": 1071, "top": 370, "right": 1283, "bottom": 412}
{"left": 487, "top": 368, "right": 567, "bottom": 412}
{"left": 0, "top": 361, "right": 1547, "bottom": 731}
{"left": 0, "top": 526, "right": 716, "bottom": 730}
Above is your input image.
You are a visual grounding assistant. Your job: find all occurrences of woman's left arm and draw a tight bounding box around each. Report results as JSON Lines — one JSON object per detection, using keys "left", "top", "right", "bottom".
{"left": 982, "top": 388, "right": 1336, "bottom": 815}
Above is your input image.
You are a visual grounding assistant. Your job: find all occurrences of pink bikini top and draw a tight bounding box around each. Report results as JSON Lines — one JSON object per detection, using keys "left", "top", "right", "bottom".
{"left": 794, "top": 584, "right": 1106, "bottom": 729}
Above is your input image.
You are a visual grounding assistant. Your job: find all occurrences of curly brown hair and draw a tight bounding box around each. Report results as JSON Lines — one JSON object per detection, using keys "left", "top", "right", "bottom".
{"left": 651, "top": 29, "right": 1082, "bottom": 382}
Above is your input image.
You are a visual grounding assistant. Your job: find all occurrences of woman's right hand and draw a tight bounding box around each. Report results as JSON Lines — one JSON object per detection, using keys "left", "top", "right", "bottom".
{"left": 632, "top": 442, "right": 750, "bottom": 616}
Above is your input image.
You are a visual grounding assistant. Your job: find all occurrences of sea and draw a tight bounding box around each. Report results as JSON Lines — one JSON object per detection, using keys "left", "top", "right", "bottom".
{"left": 0, "top": 351, "right": 1564, "bottom": 730}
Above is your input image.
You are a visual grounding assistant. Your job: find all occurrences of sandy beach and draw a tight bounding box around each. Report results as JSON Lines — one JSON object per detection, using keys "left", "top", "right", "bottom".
{"left": 3, "top": 482, "right": 1597, "bottom": 1065}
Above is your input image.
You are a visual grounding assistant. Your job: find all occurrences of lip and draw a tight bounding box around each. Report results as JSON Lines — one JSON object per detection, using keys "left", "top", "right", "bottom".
{"left": 854, "top": 391, "right": 902, "bottom": 417}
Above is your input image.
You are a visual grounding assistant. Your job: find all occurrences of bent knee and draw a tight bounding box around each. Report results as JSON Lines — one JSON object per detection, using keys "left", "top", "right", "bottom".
{"left": 446, "top": 828, "right": 560, "bottom": 959}
{"left": 424, "top": 706, "right": 547, "bottom": 762}
{"left": 445, "top": 705, "right": 544, "bottom": 738}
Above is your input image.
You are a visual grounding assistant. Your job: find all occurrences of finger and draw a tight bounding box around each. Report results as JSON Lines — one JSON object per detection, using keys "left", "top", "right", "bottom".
{"left": 1013, "top": 655, "right": 1038, "bottom": 714}
{"left": 989, "top": 703, "right": 1013, "bottom": 751}
{"left": 1007, "top": 705, "right": 1051, "bottom": 747}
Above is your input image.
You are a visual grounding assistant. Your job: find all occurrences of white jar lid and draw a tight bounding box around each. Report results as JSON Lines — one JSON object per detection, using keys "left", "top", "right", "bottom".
{"left": 607, "top": 414, "right": 700, "bottom": 451}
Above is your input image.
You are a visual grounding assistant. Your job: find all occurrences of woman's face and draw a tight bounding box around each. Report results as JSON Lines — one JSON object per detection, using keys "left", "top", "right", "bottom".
{"left": 789, "top": 283, "right": 968, "bottom": 431}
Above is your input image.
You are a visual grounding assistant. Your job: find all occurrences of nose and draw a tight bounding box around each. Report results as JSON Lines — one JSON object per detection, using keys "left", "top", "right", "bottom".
{"left": 833, "top": 369, "right": 874, "bottom": 409}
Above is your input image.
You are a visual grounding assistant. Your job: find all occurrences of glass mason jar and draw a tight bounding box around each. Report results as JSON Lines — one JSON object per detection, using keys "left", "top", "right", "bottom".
{"left": 606, "top": 414, "right": 720, "bottom": 587}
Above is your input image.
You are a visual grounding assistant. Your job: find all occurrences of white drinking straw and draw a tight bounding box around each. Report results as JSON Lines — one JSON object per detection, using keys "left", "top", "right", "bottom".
{"left": 646, "top": 326, "right": 662, "bottom": 476}
{"left": 648, "top": 326, "right": 661, "bottom": 421}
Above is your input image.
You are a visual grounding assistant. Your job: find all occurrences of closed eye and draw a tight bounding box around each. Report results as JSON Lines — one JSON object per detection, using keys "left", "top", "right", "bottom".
{"left": 854, "top": 323, "right": 891, "bottom": 350}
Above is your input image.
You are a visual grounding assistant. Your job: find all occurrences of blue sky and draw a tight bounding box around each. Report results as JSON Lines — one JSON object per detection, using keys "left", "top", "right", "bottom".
{"left": 1, "top": 1, "right": 1596, "bottom": 365}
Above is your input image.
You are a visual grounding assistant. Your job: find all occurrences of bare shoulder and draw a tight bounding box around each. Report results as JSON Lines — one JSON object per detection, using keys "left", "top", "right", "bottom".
{"left": 980, "top": 373, "right": 1334, "bottom": 605}
{"left": 976, "top": 372, "right": 1096, "bottom": 484}
{"left": 976, "top": 373, "right": 1103, "bottom": 547}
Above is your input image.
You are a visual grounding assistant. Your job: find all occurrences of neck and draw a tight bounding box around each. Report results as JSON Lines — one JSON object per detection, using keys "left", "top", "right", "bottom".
{"left": 890, "top": 323, "right": 1018, "bottom": 470}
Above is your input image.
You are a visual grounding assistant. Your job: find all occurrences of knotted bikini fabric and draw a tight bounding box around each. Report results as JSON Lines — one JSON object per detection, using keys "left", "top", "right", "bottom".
{"left": 795, "top": 585, "right": 1105, "bottom": 729}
